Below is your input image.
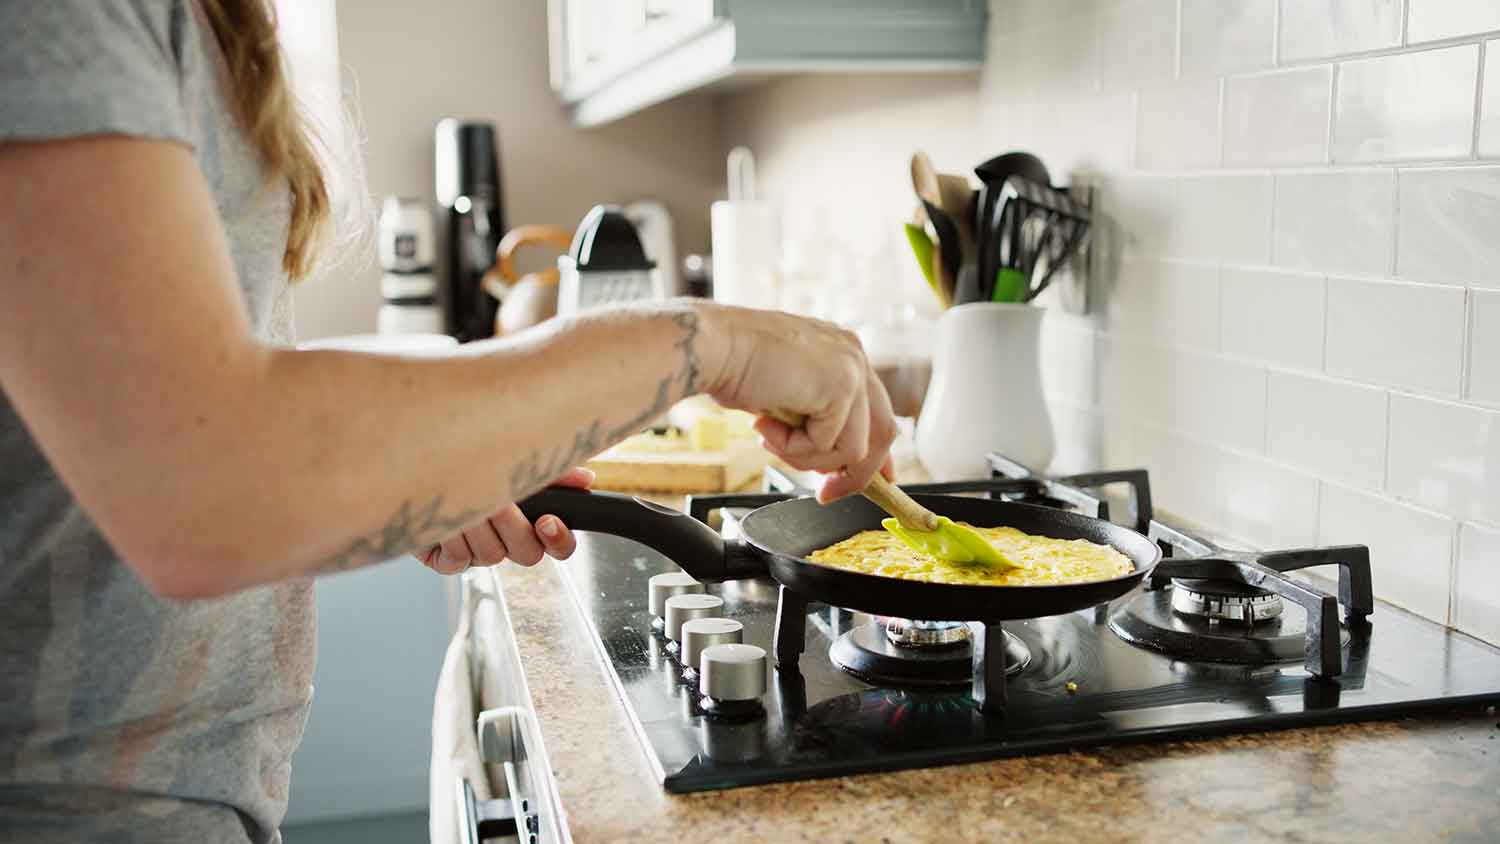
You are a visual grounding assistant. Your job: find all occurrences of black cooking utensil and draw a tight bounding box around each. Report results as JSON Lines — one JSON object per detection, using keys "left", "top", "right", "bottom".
{"left": 988, "top": 175, "right": 1092, "bottom": 305}
{"left": 974, "top": 153, "right": 1050, "bottom": 297}
{"left": 921, "top": 198, "right": 963, "bottom": 283}
{"left": 518, "top": 488, "right": 1159, "bottom": 622}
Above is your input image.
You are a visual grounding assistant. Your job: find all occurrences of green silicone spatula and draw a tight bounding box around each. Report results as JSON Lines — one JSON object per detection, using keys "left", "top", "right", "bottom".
{"left": 903, "top": 223, "right": 946, "bottom": 308}
{"left": 768, "top": 411, "right": 1020, "bottom": 569}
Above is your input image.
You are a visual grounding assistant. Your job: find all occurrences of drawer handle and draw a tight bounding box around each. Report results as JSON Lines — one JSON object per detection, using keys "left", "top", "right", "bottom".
{"left": 457, "top": 706, "right": 540, "bottom": 844}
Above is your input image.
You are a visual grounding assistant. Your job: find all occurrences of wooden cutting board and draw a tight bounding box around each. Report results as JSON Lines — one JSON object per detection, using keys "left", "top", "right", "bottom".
{"left": 586, "top": 436, "right": 771, "bottom": 493}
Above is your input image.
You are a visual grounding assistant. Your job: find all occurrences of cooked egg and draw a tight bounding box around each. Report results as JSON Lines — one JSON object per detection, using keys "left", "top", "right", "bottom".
{"left": 806, "top": 524, "right": 1132, "bottom": 587}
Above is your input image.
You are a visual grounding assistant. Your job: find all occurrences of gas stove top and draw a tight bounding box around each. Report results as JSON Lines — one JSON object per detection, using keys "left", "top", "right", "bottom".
{"left": 557, "top": 457, "right": 1500, "bottom": 792}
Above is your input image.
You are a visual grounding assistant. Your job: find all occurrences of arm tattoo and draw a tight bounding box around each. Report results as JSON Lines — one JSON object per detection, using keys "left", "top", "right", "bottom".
{"left": 312, "top": 496, "right": 482, "bottom": 575}
{"left": 508, "top": 309, "right": 704, "bottom": 499}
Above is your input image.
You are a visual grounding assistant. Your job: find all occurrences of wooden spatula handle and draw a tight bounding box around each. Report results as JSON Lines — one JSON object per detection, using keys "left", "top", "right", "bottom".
{"left": 863, "top": 472, "right": 941, "bottom": 532}
{"left": 766, "top": 409, "right": 940, "bottom": 532}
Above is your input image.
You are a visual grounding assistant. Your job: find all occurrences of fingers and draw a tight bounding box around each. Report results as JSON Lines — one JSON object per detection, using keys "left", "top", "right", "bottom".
{"left": 815, "top": 363, "right": 898, "bottom": 503}
{"left": 534, "top": 513, "right": 577, "bottom": 559}
{"left": 551, "top": 466, "right": 595, "bottom": 489}
{"left": 463, "top": 520, "right": 507, "bottom": 566}
{"left": 432, "top": 534, "right": 473, "bottom": 575}
{"left": 491, "top": 504, "right": 546, "bottom": 566}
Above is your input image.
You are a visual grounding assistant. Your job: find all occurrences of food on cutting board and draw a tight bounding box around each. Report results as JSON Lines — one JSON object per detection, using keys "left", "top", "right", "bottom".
{"left": 808, "top": 525, "right": 1131, "bottom": 587}
{"left": 664, "top": 395, "right": 758, "bottom": 450}
{"left": 585, "top": 398, "right": 768, "bottom": 493}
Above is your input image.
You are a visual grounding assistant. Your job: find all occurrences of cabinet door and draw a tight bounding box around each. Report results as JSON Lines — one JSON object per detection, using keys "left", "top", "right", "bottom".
{"left": 549, "top": 0, "right": 715, "bottom": 93}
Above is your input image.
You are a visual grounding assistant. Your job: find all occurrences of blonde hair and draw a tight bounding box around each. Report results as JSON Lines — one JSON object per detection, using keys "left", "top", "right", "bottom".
{"left": 198, "top": 0, "right": 330, "bottom": 281}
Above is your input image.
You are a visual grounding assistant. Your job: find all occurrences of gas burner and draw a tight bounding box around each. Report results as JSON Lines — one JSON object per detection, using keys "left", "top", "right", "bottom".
{"left": 829, "top": 621, "right": 1030, "bottom": 687}
{"left": 1108, "top": 521, "right": 1375, "bottom": 676}
{"left": 1169, "top": 578, "right": 1284, "bottom": 623}
{"left": 1111, "top": 587, "right": 1347, "bottom": 664}
{"left": 885, "top": 618, "right": 972, "bottom": 647}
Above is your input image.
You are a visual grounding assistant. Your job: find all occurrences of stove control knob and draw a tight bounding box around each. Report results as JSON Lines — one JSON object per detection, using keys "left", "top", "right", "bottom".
{"left": 699, "top": 643, "right": 767, "bottom": 703}
{"left": 664, "top": 594, "right": 723, "bottom": 643}
{"left": 680, "top": 618, "right": 744, "bottom": 679}
{"left": 649, "top": 572, "right": 704, "bottom": 619}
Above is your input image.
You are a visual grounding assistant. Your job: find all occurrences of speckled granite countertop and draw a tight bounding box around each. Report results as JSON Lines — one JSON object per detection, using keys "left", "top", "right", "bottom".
{"left": 493, "top": 558, "right": 1500, "bottom": 844}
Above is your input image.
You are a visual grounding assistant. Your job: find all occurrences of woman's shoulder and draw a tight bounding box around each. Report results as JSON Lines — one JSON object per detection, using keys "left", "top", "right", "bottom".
{"left": 0, "top": 0, "right": 193, "bottom": 147}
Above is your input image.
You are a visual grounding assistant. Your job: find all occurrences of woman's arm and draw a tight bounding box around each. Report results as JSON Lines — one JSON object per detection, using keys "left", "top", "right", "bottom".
{"left": 0, "top": 136, "right": 894, "bottom": 599}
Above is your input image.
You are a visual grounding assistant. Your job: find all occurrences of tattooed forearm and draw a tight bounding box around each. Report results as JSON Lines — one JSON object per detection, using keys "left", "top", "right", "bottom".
{"left": 672, "top": 308, "right": 702, "bottom": 395}
{"left": 507, "top": 309, "right": 705, "bottom": 500}
{"left": 508, "top": 419, "right": 603, "bottom": 501}
{"left": 312, "top": 496, "right": 482, "bottom": 575}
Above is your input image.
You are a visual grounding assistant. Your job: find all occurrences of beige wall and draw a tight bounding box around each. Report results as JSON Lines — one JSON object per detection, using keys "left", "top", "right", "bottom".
{"left": 294, "top": 0, "right": 724, "bottom": 340}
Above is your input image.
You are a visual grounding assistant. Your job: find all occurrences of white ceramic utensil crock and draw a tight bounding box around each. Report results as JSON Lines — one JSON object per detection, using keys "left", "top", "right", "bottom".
{"left": 915, "top": 302, "right": 1054, "bottom": 480}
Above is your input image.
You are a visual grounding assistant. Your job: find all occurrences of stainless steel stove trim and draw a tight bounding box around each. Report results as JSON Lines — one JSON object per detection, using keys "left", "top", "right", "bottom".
{"left": 463, "top": 569, "right": 571, "bottom": 844}
{"left": 1170, "top": 586, "right": 1285, "bottom": 623}
{"left": 885, "top": 618, "right": 973, "bottom": 647}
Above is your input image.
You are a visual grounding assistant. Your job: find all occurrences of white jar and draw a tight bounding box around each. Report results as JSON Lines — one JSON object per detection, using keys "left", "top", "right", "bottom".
{"left": 915, "top": 303, "right": 1055, "bottom": 480}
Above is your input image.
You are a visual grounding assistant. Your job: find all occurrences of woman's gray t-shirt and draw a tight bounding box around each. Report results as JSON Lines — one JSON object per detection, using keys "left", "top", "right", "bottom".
{"left": 0, "top": 2, "right": 313, "bottom": 842}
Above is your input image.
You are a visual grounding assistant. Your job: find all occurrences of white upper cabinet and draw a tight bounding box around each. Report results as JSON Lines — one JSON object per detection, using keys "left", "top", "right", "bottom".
{"left": 548, "top": 0, "right": 986, "bottom": 127}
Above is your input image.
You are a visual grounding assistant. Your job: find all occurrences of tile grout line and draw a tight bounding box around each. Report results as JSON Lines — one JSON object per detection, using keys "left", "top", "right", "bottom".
{"left": 1389, "top": 163, "right": 1401, "bottom": 277}
{"left": 1380, "top": 389, "right": 1392, "bottom": 493}
{"left": 1447, "top": 520, "right": 1461, "bottom": 627}
{"left": 1324, "top": 61, "right": 1338, "bottom": 165}
{"left": 1400, "top": 0, "right": 1411, "bottom": 47}
{"left": 1271, "top": 0, "right": 1282, "bottom": 67}
{"left": 1173, "top": 0, "right": 1183, "bottom": 81}
{"left": 1216, "top": 76, "right": 1226, "bottom": 168}
{"left": 1319, "top": 273, "right": 1330, "bottom": 372}
{"left": 1473, "top": 39, "right": 1488, "bottom": 159}
{"left": 1462, "top": 288, "right": 1475, "bottom": 401}
{"left": 1266, "top": 169, "right": 1278, "bottom": 265}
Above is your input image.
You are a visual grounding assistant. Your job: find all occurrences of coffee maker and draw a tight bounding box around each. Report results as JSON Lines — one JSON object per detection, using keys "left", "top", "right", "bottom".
{"left": 434, "top": 119, "right": 505, "bottom": 341}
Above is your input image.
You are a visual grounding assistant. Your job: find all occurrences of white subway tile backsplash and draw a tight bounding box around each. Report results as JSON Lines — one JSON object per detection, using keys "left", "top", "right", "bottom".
{"left": 1267, "top": 370, "right": 1388, "bottom": 488}
{"left": 1135, "top": 424, "right": 1224, "bottom": 525}
{"left": 1396, "top": 167, "right": 1500, "bottom": 287}
{"left": 1014, "top": 15, "right": 1099, "bottom": 96}
{"left": 1318, "top": 483, "right": 1456, "bottom": 623}
{"left": 1161, "top": 350, "right": 1269, "bottom": 451}
{"left": 1325, "top": 277, "right": 1466, "bottom": 395}
{"left": 1483, "top": 40, "right": 1500, "bottom": 159}
{"left": 1098, "top": 0, "right": 1178, "bottom": 90}
{"left": 1332, "top": 45, "right": 1479, "bottom": 163}
{"left": 1032, "top": 90, "right": 1134, "bottom": 175}
{"left": 1387, "top": 395, "right": 1500, "bottom": 524}
{"left": 1136, "top": 80, "right": 1222, "bottom": 171}
{"left": 1104, "top": 176, "right": 1170, "bottom": 256}
{"left": 1220, "top": 267, "right": 1326, "bottom": 370}
{"left": 1029, "top": 91, "right": 1137, "bottom": 174}
{"left": 1106, "top": 260, "right": 1221, "bottom": 349}
{"left": 1102, "top": 176, "right": 1176, "bottom": 255}
{"left": 1172, "top": 175, "right": 1272, "bottom": 262}
{"left": 1471, "top": 290, "right": 1500, "bottom": 405}
{"left": 1181, "top": 0, "right": 1275, "bottom": 77}
{"left": 1278, "top": 0, "right": 1402, "bottom": 62}
{"left": 1218, "top": 450, "right": 1322, "bottom": 547}
{"left": 1272, "top": 169, "right": 1395, "bottom": 275}
{"left": 990, "top": 0, "right": 1112, "bottom": 31}
{"left": 1407, "top": 0, "right": 1500, "bottom": 44}
{"left": 1455, "top": 522, "right": 1500, "bottom": 644}
{"left": 1097, "top": 336, "right": 1150, "bottom": 419}
{"left": 1224, "top": 66, "right": 1333, "bottom": 166}
{"left": 1040, "top": 311, "right": 1099, "bottom": 406}
{"left": 1048, "top": 403, "right": 1106, "bottom": 474}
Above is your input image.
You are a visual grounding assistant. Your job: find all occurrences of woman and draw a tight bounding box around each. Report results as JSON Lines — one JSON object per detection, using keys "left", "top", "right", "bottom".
{"left": 0, "top": 1, "right": 895, "bottom": 841}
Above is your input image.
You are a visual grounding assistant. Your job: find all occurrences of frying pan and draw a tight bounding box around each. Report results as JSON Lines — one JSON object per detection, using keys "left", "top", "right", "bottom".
{"left": 517, "top": 488, "right": 1161, "bottom": 622}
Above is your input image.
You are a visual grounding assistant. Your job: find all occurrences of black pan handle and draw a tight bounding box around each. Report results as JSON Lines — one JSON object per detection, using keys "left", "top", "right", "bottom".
{"left": 517, "top": 487, "right": 766, "bottom": 583}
